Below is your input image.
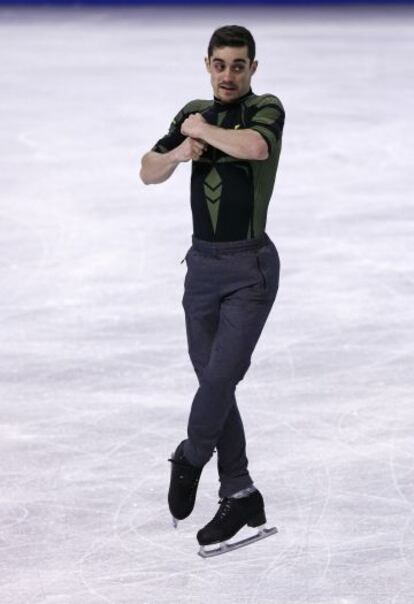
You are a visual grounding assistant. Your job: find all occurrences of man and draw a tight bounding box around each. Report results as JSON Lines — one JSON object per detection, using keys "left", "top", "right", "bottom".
{"left": 140, "top": 25, "right": 285, "bottom": 555}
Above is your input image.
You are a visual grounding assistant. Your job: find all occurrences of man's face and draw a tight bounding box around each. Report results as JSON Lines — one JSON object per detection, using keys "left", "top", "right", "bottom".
{"left": 205, "top": 45, "right": 257, "bottom": 103}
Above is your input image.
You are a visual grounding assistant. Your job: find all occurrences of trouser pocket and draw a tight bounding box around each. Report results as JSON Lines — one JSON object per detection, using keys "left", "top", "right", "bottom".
{"left": 256, "top": 244, "right": 280, "bottom": 294}
{"left": 256, "top": 251, "right": 267, "bottom": 289}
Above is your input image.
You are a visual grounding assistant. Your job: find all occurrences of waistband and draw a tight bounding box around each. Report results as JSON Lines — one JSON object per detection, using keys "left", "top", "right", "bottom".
{"left": 191, "top": 232, "right": 270, "bottom": 256}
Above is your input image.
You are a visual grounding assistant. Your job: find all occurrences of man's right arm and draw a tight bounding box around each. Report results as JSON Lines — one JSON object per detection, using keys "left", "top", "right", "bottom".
{"left": 139, "top": 137, "right": 207, "bottom": 185}
{"left": 139, "top": 148, "right": 181, "bottom": 185}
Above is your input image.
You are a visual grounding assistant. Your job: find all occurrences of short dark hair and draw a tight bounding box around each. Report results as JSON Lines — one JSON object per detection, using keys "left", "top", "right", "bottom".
{"left": 207, "top": 25, "right": 256, "bottom": 63}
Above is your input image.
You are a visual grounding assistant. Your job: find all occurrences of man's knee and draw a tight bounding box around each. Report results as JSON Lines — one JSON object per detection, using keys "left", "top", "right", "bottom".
{"left": 200, "top": 358, "right": 251, "bottom": 391}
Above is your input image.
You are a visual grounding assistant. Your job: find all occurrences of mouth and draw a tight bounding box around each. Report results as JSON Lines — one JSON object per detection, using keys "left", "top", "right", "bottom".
{"left": 220, "top": 85, "right": 237, "bottom": 92}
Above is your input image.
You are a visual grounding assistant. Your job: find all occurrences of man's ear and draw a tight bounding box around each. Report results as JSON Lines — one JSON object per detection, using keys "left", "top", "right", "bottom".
{"left": 251, "top": 60, "right": 258, "bottom": 75}
{"left": 205, "top": 56, "right": 211, "bottom": 73}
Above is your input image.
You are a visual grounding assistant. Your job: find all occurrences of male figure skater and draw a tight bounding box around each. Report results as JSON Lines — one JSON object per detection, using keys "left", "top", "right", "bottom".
{"left": 140, "top": 25, "right": 285, "bottom": 555}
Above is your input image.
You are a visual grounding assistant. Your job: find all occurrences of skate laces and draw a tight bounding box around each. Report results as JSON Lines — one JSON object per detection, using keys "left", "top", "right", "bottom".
{"left": 218, "top": 498, "right": 233, "bottom": 521}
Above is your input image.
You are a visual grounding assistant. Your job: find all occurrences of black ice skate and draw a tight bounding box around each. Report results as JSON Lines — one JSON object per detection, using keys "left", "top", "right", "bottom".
{"left": 197, "top": 489, "right": 277, "bottom": 558}
{"left": 168, "top": 440, "right": 203, "bottom": 527}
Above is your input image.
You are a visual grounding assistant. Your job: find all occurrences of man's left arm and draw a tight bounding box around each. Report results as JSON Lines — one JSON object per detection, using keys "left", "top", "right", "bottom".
{"left": 181, "top": 114, "right": 268, "bottom": 161}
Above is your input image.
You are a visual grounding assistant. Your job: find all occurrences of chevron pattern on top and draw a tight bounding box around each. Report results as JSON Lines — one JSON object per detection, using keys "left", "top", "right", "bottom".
{"left": 204, "top": 167, "right": 222, "bottom": 233}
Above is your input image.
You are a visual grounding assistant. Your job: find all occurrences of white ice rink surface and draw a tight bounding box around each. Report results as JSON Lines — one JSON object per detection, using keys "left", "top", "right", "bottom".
{"left": 0, "top": 5, "right": 413, "bottom": 603}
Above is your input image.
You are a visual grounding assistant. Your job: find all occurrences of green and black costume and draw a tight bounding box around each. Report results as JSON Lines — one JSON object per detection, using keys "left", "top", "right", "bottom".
{"left": 152, "top": 88, "right": 285, "bottom": 242}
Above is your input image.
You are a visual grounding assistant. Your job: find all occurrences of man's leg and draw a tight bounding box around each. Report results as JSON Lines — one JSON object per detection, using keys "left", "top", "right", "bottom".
{"left": 184, "top": 290, "right": 275, "bottom": 469}
{"left": 184, "top": 308, "right": 251, "bottom": 496}
{"left": 183, "top": 241, "right": 280, "bottom": 498}
{"left": 181, "top": 251, "right": 253, "bottom": 495}
{"left": 216, "top": 398, "right": 251, "bottom": 498}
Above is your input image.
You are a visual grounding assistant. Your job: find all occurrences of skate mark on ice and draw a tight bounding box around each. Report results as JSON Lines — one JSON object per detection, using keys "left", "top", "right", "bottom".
{"left": 17, "top": 131, "right": 56, "bottom": 161}
{"left": 0, "top": 214, "right": 49, "bottom": 315}
{"left": 389, "top": 410, "right": 414, "bottom": 513}
{"left": 336, "top": 401, "right": 392, "bottom": 454}
{"left": 0, "top": 502, "right": 29, "bottom": 530}
{"left": 398, "top": 515, "right": 414, "bottom": 571}
{"left": 388, "top": 411, "right": 414, "bottom": 571}
{"left": 112, "top": 481, "right": 188, "bottom": 558}
{"left": 77, "top": 531, "right": 119, "bottom": 604}
{"left": 250, "top": 424, "right": 332, "bottom": 603}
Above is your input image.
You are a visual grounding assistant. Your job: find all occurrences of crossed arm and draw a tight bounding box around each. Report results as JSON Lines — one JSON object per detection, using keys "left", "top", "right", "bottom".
{"left": 139, "top": 112, "right": 268, "bottom": 185}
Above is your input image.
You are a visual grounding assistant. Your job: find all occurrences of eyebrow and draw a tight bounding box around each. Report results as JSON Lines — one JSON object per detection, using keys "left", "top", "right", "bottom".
{"left": 212, "top": 58, "right": 247, "bottom": 64}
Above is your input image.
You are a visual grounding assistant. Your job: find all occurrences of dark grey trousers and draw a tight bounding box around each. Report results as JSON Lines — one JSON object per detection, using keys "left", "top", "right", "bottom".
{"left": 181, "top": 231, "right": 280, "bottom": 498}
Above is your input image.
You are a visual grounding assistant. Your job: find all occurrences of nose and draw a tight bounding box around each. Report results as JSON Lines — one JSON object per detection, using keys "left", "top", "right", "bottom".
{"left": 222, "top": 66, "right": 233, "bottom": 81}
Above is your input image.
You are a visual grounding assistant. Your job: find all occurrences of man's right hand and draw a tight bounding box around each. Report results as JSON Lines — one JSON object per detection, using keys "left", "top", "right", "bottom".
{"left": 172, "top": 137, "right": 208, "bottom": 163}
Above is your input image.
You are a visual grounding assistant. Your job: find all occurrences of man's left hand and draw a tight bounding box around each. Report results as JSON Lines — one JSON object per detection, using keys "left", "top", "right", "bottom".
{"left": 181, "top": 113, "right": 207, "bottom": 139}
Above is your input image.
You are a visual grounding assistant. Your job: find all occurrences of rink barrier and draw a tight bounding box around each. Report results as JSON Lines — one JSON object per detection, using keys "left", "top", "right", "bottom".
{"left": 2, "top": 0, "right": 414, "bottom": 5}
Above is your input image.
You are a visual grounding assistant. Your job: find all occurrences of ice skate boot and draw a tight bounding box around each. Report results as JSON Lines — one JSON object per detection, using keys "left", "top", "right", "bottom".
{"left": 168, "top": 440, "right": 203, "bottom": 527}
{"left": 197, "top": 489, "right": 277, "bottom": 558}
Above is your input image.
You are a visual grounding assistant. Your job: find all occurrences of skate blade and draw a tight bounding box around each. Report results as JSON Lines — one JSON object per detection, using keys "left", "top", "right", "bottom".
{"left": 198, "top": 525, "right": 278, "bottom": 558}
